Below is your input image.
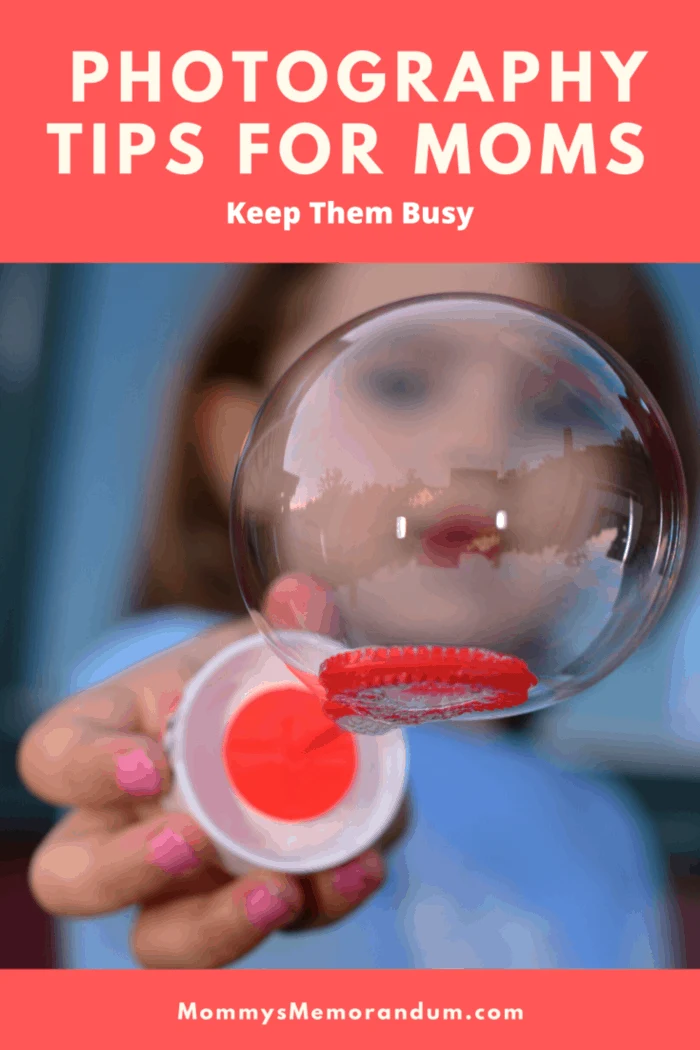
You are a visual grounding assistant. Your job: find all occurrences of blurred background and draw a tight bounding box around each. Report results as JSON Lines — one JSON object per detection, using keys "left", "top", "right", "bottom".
{"left": 2, "top": 263, "right": 700, "bottom": 968}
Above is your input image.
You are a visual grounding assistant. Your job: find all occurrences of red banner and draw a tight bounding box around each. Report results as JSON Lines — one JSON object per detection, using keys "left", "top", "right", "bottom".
{"left": 1, "top": 0, "right": 698, "bottom": 261}
{"left": 2, "top": 969, "right": 699, "bottom": 1048}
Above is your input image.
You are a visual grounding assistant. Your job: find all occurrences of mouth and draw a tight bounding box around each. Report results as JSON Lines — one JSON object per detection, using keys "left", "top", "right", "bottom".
{"left": 419, "top": 508, "right": 501, "bottom": 568}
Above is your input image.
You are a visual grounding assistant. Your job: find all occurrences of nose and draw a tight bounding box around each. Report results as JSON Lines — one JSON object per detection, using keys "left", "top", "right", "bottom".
{"left": 445, "top": 357, "right": 512, "bottom": 473}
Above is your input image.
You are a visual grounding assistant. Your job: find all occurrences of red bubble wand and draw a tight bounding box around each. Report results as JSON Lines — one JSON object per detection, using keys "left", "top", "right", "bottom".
{"left": 264, "top": 573, "right": 538, "bottom": 733}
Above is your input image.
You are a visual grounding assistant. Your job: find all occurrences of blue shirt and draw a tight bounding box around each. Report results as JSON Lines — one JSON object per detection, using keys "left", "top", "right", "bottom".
{"left": 59, "top": 610, "right": 678, "bottom": 969}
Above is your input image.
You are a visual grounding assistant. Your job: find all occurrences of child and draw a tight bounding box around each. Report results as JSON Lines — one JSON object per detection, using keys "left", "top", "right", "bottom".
{"left": 20, "top": 264, "right": 691, "bottom": 969}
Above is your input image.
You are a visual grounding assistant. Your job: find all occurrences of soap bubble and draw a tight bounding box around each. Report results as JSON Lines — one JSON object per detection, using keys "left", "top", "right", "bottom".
{"left": 230, "top": 294, "right": 687, "bottom": 733}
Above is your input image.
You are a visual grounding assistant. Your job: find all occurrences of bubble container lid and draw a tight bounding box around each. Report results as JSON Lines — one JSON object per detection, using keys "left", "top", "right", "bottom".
{"left": 163, "top": 631, "right": 407, "bottom": 875}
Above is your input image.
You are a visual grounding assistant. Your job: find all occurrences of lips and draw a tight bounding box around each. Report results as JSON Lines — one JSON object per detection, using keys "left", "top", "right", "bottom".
{"left": 419, "top": 508, "right": 501, "bottom": 568}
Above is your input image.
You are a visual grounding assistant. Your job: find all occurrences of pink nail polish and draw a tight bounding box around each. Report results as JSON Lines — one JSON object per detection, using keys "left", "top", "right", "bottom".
{"left": 159, "top": 691, "right": 182, "bottom": 743}
{"left": 163, "top": 691, "right": 181, "bottom": 716}
{"left": 115, "top": 748, "right": 161, "bottom": 796}
{"left": 146, "top": 827, "right": 200, "bottom": 876}
{"left": 331, "top": 853, "right": 384, "bottom": 903}
{"left": 244, "top": 883, "right": 296, "bottom": 933}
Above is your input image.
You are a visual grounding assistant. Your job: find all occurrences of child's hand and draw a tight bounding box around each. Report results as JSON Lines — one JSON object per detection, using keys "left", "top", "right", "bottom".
{"left": 17, "top": 621, "right": 385, "bottom": 968}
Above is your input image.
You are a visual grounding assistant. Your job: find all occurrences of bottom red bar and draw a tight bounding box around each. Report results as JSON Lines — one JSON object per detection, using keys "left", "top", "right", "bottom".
{"left": 1, "top": 969, "right": 697, "bottom": 1049}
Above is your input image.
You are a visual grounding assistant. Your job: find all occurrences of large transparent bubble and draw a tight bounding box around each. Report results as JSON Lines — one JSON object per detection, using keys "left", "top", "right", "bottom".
{"left": 230, "top": 294, "right": 687, "bottom": 733}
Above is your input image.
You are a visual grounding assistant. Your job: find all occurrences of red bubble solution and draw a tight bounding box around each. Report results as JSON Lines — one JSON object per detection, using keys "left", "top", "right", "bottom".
{"left": 319, "top": 645, "right": 538, "bottom": 726}
{"left": 223, "top": 686, "right": 358, "bottom": 822}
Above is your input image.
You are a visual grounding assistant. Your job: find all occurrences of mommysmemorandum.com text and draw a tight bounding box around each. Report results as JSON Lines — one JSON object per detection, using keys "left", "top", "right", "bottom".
{"left": 177, "top": 1000, "right": 525, "bottom": 1023}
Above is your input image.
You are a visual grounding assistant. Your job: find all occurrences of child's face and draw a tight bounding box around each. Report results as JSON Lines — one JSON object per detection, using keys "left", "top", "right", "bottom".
{"left": 264, "top": 264, "right": 552, "bottom": 386}
{"left": 201, "top": 264, "right": 554, "bottom": 508}
{"left": 278, "top": 281, "right": 621, "bottom": 660}
{"left": 219, "top": 266, "right": 626, "bottom": 670}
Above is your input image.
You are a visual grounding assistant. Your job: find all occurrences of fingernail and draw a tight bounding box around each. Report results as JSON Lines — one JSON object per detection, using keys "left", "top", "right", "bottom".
{"left": 244, "top": 880, "right": 298, "bottom": 934}
{"left": 163, "top": 691, "right": 181, "bottom": 717}
{"left": 159, "top": 692, "right": 182, "bottom": 744}
{"left": 115, "top": 748, "right": 161, "bottom": 796}
{"left": 331, "top": 851, "right": 384, "bottom": 904}
{"left": 146, "top": 826, "right": 200, "bottom": 876}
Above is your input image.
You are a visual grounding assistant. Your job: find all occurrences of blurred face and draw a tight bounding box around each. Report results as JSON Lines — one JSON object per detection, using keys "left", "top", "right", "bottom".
{"left": 264, "top": 263, "right": 552, "bottom": 385}
{"left": 215, "top": 265, "right": 627, "bottom": 675}
{"left": 202, "top": 264, "right": 554, "bottom": 506}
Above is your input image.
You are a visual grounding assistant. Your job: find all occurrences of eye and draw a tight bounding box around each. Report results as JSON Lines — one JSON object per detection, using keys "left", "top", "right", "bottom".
{"left": 363, "top": 367, "right": 432, "bottom": 409}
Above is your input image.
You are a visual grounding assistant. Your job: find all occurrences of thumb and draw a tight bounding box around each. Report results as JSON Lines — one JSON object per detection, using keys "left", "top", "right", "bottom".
{"left": 263, "top": 572, "right": 343, "bottom": 637}
{"left": 263, "top": 572, "right": 357, "bottom": 718}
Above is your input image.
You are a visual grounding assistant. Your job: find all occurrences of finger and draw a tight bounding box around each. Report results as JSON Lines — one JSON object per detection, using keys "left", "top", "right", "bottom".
{"left": 313, "top": 850, "right": 384, "bottom": 918}
{"left": 282, "top": 802, "right": 408, "bottom": 932}
{"left": 286, "top": 850, "right": 385, "bottom": 930}
{"left": 18, "top": 619, "right": 256, "bottom": 805}
{"left": 29, "top": 809, "right": 221, "bottom": 916}
{"left": 19, "top": 700, "right": 170, "bottom": 808}
{"left": 118, "top": 618, "right": 258, "bottom": 736}
{"left": 264, "top": 573, "right": 342, "bottom": 637}
{"left": 132, "top": 870, "right": 304, "bottom": 968}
